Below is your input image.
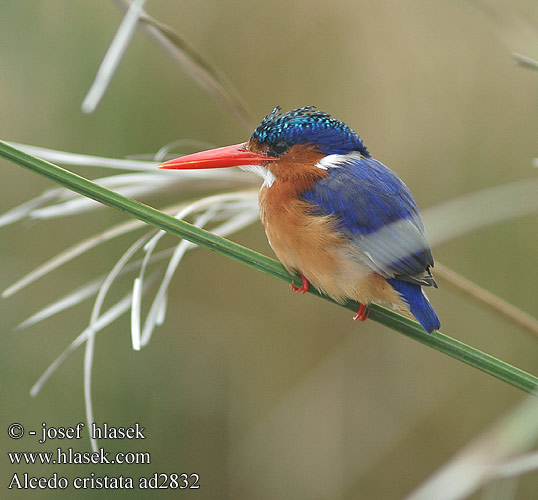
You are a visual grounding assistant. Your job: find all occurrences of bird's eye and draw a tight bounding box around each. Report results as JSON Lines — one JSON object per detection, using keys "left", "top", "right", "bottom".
{"left": 270, "top": 140, "right": 290, "bottom": 156}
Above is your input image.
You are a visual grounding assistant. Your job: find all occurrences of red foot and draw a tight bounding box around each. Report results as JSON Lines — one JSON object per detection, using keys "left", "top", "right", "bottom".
{"left": 353, "top": 303, "right": 369, "bottom": 321}
{"left": 290, "top": 274, "right": 309, "bottom": 294}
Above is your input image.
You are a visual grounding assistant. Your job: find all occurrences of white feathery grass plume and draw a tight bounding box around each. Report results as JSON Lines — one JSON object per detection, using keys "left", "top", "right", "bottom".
{"left": 15, "top": 247, "right": 180, "bottom": 332}
{"left": 134, "top": 192, "right": 259, "bottom": 347}
{"left": 85, "top": 195, "right": 256, "bottom": 449}
{"left": 22, "top": 196, "right": 256, "bottom": 369}
{"left": 3, "top": 192, "right": 258, "bottom": 299}
{"left": 29, "top": 173, "right": 177, "bottom": 219}
{"left": 24, "top": 165, "right": 253, "bottom": 219}
{"left": 30, "top": 294, "right": 136, "bottom": 399}
{"left": 29, "top": 270, "right": 164, "bottom": 401}
{"left": 84, "top": 231, "right": 155, "bottom": 451}
{"left": 15, "top": 197, "right": 256, "bottom": 338}
{"left": 137, "top": 206, "right": 258, "bottom": 342}
{"left": 136, "top": 210, "right": 259, "bottom": 346}
{"left": 20, "top": 188, "right": 259, "bottom": 453}
{"left": 2, "top": 143, "right": 255, "bottom": 224}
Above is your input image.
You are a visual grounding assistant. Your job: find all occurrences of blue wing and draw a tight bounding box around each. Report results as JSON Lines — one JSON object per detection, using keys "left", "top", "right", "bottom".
{"left": 302, "top": 154, "right": 436, "bottom": 286}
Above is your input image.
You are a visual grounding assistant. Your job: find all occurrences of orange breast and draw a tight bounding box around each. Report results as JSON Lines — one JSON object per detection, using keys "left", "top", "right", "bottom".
{"left": 258, "top": 170, "right": 408, "bottom": 311}
{"left": 260, "top": 185, "right": 343, "bottom": 282}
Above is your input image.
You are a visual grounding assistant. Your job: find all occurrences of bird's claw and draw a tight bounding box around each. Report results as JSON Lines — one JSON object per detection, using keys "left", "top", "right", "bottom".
{"left": 290, "top": 274, "right": 309, "bottom": 294}
{"left": 353, "top": 303, "right": 369, "bottom": 321}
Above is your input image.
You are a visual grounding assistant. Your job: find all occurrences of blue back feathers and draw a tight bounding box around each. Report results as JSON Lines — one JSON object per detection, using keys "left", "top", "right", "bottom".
{"left": 302, "top": 156, "right": 435, "bottom": 282}
{"left": 303, "top": 156, "right": 421, "bottom": 234}
{"left": 251, "top": 106, "right": 370, "bottom": 156}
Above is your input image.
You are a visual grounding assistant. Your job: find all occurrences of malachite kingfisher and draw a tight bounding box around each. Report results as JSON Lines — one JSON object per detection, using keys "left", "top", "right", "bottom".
{"left": 159, "top": 106, "right": 440, "bottom": 333}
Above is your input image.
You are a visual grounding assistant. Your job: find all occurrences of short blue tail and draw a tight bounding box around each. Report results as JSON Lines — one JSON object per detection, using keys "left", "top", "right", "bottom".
{"left": 387, "top": 279, "right": 440, "bottom": 333}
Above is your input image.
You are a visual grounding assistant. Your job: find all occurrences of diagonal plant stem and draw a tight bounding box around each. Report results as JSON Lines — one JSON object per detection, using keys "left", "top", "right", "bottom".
{"left": 1, "top": 139, "right": 537, "bottom": 395}
{"left": 434, "top": 263, "right": 538, "bottom": 339}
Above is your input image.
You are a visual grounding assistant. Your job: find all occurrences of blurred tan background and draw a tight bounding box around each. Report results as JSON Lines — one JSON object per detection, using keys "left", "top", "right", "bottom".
{"left": 1, "top": 1, "right": 537, "bottom": 499}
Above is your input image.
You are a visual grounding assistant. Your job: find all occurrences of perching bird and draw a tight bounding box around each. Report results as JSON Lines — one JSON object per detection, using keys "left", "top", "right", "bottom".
{"left": 160, "top": 106, "right": 440, "bottom": 333}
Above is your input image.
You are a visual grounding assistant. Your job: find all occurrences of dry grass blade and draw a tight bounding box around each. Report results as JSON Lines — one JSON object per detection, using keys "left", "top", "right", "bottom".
{"left": 492, "top": 451, "right": 538, "bottom": 479}
{"left": 82, "top": 0, "right": 147, "bottom": 113}
{"left": 512, "top": 53, "right": 538, "bottom": 71}
{"left": 8, "top": 142, "right": 158, "bottom": 170}
{"left": 29, "top": 271, "right": 163, "bottom": 398}
{"left": 84, "top": 231, "right": 155, "bottom": 451}
{"left": 435, "top": 263, "right": 538, "bottom": 339}
{"left": 2, "top": 218, "right": 145, "bottom": 298}
{"left": 422, "top": 178, "right": 538, "bottom": 338}
{"left": 15, "top": 279, "right": 103, "bottom": 332}
{"left": 0, "top": 188, "right": 62, "bottom": 228}
{"left": 112, "top": 0, "right": 255, "bottom": 129}
{"left": 30, "top": 294, "right": 135, "bottom": 398}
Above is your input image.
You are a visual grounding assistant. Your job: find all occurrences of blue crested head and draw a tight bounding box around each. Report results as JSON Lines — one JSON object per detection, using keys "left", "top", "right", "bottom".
{"left": 251, "top": 106, "right": 370, "bottom": 157}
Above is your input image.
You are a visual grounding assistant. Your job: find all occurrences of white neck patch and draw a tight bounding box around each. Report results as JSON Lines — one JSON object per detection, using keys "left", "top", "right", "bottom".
{"left": 315, "top": 152, "right": 362, "bottom": 170}
{"left": 240, "top": 165, "right": 276, "bottom": 188}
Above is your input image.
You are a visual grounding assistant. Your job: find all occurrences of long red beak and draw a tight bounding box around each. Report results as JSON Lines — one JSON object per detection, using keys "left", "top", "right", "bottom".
{"left": 158, "top": 142, "right": 276, "bottom": 170}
